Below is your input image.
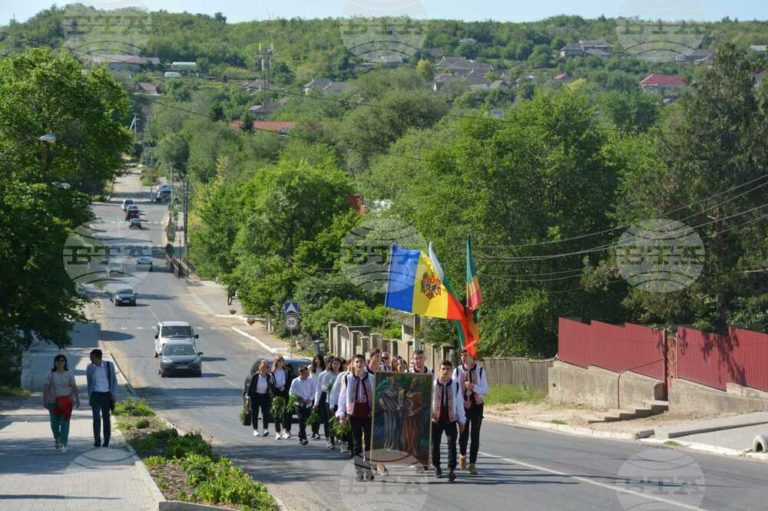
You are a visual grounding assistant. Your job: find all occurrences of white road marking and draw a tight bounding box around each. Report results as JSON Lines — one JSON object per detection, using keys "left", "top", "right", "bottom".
{"left": 231, "top": 327, "right": 280, "bottom": 354}
{"left": 120, "top": 327, "right": 127, "bottom": 331}
{"left": 477, "top": 451, "right": 706, "bottom": 510}
{"left": 136, "top": 326, "right": 144, "bottom": 330}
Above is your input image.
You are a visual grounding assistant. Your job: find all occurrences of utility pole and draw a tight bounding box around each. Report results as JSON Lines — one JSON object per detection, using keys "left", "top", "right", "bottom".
{"left": 256, "top": 43, "right": 274, "bottom": 119}
{"left": 183, "top": 172, "right": 189, "bottom": 270}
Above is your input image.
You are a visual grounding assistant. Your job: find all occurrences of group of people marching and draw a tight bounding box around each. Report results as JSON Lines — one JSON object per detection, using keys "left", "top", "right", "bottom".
{"left": 243, "top": 348, "right": 487, "bottom": 482}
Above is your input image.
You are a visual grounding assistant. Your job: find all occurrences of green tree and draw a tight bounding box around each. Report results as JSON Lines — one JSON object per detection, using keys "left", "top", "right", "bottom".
{"left": 0, "top": 49, "right": 131, "bottom": 351}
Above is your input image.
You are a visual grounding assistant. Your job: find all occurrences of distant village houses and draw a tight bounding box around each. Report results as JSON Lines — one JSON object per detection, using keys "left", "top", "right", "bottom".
{"left": 89, "top": 54, "right": 160, "bottom": 73}
{"left": 559, "top": 40, "right": 611, "bottom": 59}
{"left": 640, "top": 73, "right": 686, "bottom": 94}
{"left": 303, "top": 78, "right": 350, "bottom": 95}
{"left": 675, "top": 48, "right": 715, "bottom": 65}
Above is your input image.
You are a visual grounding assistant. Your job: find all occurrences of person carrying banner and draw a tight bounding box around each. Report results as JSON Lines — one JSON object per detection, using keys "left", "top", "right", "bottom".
{"left": 431, "top": 360, "right": 466, "bottom": 482}
{"left": 454, "top": 349, "right": 488, "bottom": 474}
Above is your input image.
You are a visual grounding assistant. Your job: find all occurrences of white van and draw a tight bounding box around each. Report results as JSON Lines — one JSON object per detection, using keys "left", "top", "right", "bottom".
{"left": 154, "top": 321, "right": 198, "bottom": 357}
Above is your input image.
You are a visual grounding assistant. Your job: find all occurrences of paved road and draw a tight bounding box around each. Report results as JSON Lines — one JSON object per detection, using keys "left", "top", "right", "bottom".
{"left": 93, "top": 173, "right": 768, "bottom": 511}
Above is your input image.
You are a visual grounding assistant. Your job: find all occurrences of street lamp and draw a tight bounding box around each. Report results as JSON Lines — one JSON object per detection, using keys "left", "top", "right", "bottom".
{"left": 0, "top": 132, "right": 57, "bottom": 158}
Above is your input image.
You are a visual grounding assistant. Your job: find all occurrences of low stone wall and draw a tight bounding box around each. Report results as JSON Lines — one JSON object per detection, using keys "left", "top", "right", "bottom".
{"left": 669, "top": 378, "right": 768, "bottom": 415}
{"left": 548, "top": 360, "right": 664, "bottom": 410}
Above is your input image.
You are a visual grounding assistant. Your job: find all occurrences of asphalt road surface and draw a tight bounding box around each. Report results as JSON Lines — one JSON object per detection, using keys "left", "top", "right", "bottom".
{"left": 91, "top": 173, "right": 768, "bottom": 511}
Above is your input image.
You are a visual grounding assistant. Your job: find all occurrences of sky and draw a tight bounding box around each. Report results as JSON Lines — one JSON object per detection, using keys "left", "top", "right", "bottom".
{"left": 1, "top": 0, "right": 767, "bottom": 26}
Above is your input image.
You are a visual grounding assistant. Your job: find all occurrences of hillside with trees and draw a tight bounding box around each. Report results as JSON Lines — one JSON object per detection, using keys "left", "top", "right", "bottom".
{"left": 3, "top": 7, "right": 768, "bottom": 358}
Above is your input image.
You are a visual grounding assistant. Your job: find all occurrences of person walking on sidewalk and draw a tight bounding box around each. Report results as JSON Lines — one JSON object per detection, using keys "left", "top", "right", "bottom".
{"left": 245, "top": 361, "right": 275, "bottom": 438}
{"left": 42, "top": 354, "right": 80, "bottom": 453}
{"left": 289, "top": 366, "right": 314, "bottom": 446}
{"left": 86, "top": 349, "right": 117, "bottom": 448}
{"left": 454, "top": 349, "right": 488, "bottom": 475}
{"left": 431, "top": 360, "right": 466, "bottom": 482}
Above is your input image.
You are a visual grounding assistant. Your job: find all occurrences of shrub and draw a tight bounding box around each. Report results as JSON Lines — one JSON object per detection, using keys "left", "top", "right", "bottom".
{"left": 135, "top": 418, "right": 150, "bottom": 429}
{"left": 114, "top": 398, "right": 155, "bottom": 417}
{"left": 187, "top": 456, "right": 278, "bottom": 511}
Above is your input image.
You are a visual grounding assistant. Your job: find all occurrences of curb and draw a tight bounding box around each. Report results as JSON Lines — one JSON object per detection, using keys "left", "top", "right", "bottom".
{"left": 231, "top": 327, "right": 283, "bottom": 354}
{"left": 124, "top": 441, "right": 167, "bottom": 505}
{"left": 640, "top": 437, "right": 765, "bottom": 460}
{"left": 655, "top": 417, "right": 768, "bottom": 439}
{"left": 485, "top": 413, "right": 637, "bottom": 441}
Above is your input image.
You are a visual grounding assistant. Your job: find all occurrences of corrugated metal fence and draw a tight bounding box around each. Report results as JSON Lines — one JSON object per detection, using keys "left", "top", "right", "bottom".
{"left": 677, "top": 326, "right": 768, "bottom": 392}
{"left": 558, "top": 318, "right": 665, "bottom": 380}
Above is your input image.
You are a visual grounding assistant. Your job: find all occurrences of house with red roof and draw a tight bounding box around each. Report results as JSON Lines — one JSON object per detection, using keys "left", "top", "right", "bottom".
{"left": 640, "top": 74, "right": 687, "bottom": 94}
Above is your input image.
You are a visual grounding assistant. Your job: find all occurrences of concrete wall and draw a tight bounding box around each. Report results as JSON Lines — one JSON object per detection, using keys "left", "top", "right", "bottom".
{"left": 669, "top": 378, "right": 768, "bottom": 415}
{"left": 548, "top": 360, "right": 664, "bottom": 410}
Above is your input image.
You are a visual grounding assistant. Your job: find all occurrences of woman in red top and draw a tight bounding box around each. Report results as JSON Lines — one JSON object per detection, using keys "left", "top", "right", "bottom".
{"left": 42, "top": 355, "right": 80, "bottom": 453}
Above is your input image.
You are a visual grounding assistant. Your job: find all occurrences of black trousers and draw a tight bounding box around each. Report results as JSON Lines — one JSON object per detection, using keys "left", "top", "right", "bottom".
{"left": 432, "top": 420, "right": 459, "bottom": 470}
{"left": 317, "top": 392, "right": 332, "bottom": 440}
{"left": 459, "top": 403, "right": 484, "bottom": 464}
{"left": 250, "top": 393, "right": 271, "bottom": 431}
{"left": 90, "top": 392, "right": 112, "bottom": 444}
{"left": 296, "top": 405, "right": 310, "bottom": 441}
{"left": 350, "top": 416, "right": 372, "bottom": 475}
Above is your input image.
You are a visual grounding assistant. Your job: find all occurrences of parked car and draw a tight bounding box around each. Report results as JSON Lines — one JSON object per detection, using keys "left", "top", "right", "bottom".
{"left": 136, "top": 256, "right": 153, "bottom": 271}
{"left": 155, "top": 189, "right": 172, "bottom": 202}
{"left": 159, "top": 340, "right": 203, "bottom": 377}
{"left": 121, "top": 199, "right": 134, "bottom": 211}
{"left": 112, "top": 287, "right": 136, "bottom": 306}
{"left": 154, "top": 321, "right": 198, "bottom": 358}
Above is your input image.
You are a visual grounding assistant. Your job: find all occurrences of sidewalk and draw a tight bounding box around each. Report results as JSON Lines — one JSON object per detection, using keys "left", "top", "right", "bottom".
{"left": 0, "top": 397, "right": 159, "bottom": 511}
{"left": 486, "top": 404, "right": 768, "bottom": 462}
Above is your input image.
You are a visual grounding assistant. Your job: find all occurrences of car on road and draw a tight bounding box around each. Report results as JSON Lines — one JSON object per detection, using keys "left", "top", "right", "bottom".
{"left": 128, "top": 217, "right": 143, "bottom": 229}
{"left": 154, "top": 321, "right": 198, "bottom": 358}
{"left": 155, "top": 189, "right": 172, "bottom": 202}
{"left": 121, "top": 199, "right": 134, "bottom": 211}
{"left": 136, "top": 256, "right": 153, "bottom": 271}
{"left": 112, "top": 287, "right": 137, "bottom": 306}
{"left": 105, "top": 261, "right": 124, "bottom": 278}
{"left": 159, "top": 340, "right": 203, "bottom": 377}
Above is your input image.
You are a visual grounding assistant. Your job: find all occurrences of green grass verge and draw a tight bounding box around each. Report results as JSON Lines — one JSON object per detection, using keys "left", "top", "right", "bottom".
{"left": 0, "top": 386, "right": 31, "bottom": 397}
{"left": 550, "top": 419, "right": 568, "bottom": 425}
{"left": 114, "top": 397, "right": 155, "bottom": 417}
{"left": 484, "top": 385, "right": 547, "bottom": 406}
{"left": 122, "top": 403, "right": 278, "bottom": 511}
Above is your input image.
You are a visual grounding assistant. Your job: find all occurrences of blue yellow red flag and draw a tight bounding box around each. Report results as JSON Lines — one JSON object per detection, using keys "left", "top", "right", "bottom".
{"left": 385, "top": 244, "right": 465, "bottom": 320}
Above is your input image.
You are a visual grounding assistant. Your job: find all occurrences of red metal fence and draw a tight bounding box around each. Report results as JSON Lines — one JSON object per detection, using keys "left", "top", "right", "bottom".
{"left": 676, "top": 327, "right": 768, "bottom": 392}
{"left": 558, "top": 318, "right": 665, "bottom": 380}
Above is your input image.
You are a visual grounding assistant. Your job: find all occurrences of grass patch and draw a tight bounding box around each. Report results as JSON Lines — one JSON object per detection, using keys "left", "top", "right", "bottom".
{"left": 114, "top": 398, "right": 155, "bottom": 417}
{"left": 0, "top": 386, "right": 30, "bottom": 397}
{"left": 550, "top": 419, "right": 568, "bottom": 425}
{"left": 485, "top": 385, "right": 547, "bottom": 406}
{"left": 122, "top": 404, "right": 278, "bottom": 511}
{"left": 665, "top": 440, "right": 681, "bottom": 447}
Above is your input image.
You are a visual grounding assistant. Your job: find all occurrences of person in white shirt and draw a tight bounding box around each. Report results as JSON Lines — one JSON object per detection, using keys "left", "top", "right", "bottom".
{"left": 329, "top": 359, "right": 352, "bottom": 455}
{"left": 315, "top": 357, "right": 340, "bottom": 448}
{"left": 432, "top": 360, "right": 466, "bottom": 482}
{"left": 408, "top": 350, "right": 432, "bottom": 375}
{"left": 453, "top": 350, "right": 489, "bottom": 475}
{"left": 86, "top": 349, "right": 117, "bottom": 448}
{"left": 271, "top": 355, "right": 290, "bottom": 440}
{"left": 308, "top": 355, "right": 326, "bottom": 439}
{"left": 289, "top": 366, "right": 314, "bottom": 446}
{"left": 337, "top": 354, "right": 376, "bottom": 482}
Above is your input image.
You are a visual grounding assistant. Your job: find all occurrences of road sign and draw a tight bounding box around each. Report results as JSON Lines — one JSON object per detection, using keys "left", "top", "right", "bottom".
{"left": 285, "top": 316, "right": 299, "bottom": 330}
{"left": 284, "top": 301, "right": 299, "bottom": 316}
